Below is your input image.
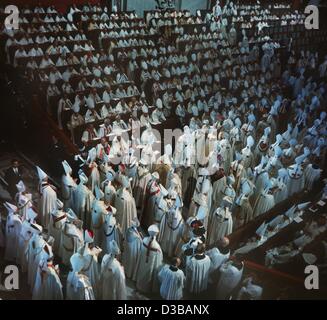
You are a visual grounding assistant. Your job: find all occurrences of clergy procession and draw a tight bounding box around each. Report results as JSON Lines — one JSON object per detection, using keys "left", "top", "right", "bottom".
{"left": 0, "top": 0, "right": 327, "bottom": 301}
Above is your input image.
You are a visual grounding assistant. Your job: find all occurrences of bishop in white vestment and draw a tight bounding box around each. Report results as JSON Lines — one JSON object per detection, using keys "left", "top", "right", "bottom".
{"left": 136, "top": 224, "right": 163, "bottom": 293}
{"left": 99, "top": 240, "right": 127, "bottom": 300}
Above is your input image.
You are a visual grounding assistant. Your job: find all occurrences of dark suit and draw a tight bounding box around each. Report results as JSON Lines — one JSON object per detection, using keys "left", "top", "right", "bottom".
{"left": 5, "top": 166, "right": 24, "bottom": 198}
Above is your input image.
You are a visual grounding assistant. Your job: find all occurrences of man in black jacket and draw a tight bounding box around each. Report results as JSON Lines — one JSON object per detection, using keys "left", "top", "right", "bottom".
{"left": 5, "top": 159, "right": 24, "bottom": 199}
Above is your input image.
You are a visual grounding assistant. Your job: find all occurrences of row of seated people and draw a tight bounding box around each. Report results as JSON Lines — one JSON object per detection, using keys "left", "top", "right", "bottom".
{"left": 4, "top": 11, "right": 141, "bottom": 63}
{"left": 57, "top": 76, "right": 220, "bottom": 138}
{"left": 231, "top": 191, "right": 324, "bottom": 257}
{"left": 145, "top": 10, "right": 192, "bottom": 24}
{"left": 23, "top": 50, "right": 116, "bottom": 70}
{"left": 236, "top": 191, "right": 327, "bottom": 283}
{"left": 100, "top": 34, "right": 158, "bottom": 51}
{"left": 88, "top": 18, "right": 146, "bottom": 31}
{"left": 12, "top": 40, "right": 96, "bottom": 67}
{"left": 44, "top": 71, "right": 139, "bottom": 112}
{"left": 52, "top": 81, "right": 139, "bottom": 120}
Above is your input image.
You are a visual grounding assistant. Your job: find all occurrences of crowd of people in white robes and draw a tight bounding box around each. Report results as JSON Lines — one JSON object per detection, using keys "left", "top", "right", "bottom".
{"left": 1, "top": 1, "right": 327, "bottom": 300}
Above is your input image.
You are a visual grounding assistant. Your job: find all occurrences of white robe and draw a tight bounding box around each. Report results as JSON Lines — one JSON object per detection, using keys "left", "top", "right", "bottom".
{"left": 185, "top": 254, "right": 211, "bottom": 294}
{"left": 26, "top": 236, "right": 47, "bottom": 291}
{"left": 39, "top": 182, "right": 57, "bottom": 228}
{"left": 136, "top": 236, "right": 163, "bottom": 293}
{"left": 87, "top": 165, "right": 101, "bottom": 194}
{"left": 91, "top": 200, "right": 107, "bottom": 247}
{"left": 216, "top": 262, "right": 244, "bottom": 299}
{"left": 304, "top": 164, "right": 321, "bottom": 190}
{"left": 48, "top": 210, "right": 66, "bottom": 254}
{"left": 253, "top": 192, "right": 275, "bottom": 218}
{"left": 114, "top": 188, "right": 137, "bottom": 237}
{"left": 99, "top": 255, "right": 127, "bottom": 300}
{"left": 122, "top": 226, "right": 142, "bottom": 280}
{"left": 5, "top": 213, "right": 22, "bottom": 262}
{"left": 134, "top": 169, "right": 152, "bottom": 216}
{"left": 158, "top": 265, "right": 185, "bottom": 300}
{"left": 18, "top": 220, "right": 33, "bottom": 271}
{"left": 73, "top": 183, "right": 94, "bottom": 229}
{"left": 78, "top": 245, "right": 101, "bottom": 299}
{"left": 237, "top": 278, "right": 263, "bottom": 300}
{"left": 207, "top": 208, "right": 233, "bottom": 247}
{"left": 102, "top": 181, "right": 116, "bottom": 205}
{"left": 60, "top": 223, "right": 84, "bottom": 265}
{"left": 143, "top": 180, "right": 161, "bottom": 227}
{"left": 102, "top": 215, "right": 122, "bottom": 255}
{"left": 66, "top": 272, "right": 95, "bottom": 300}
{"left": 274, "top": 180, "right": 288, "bottom": 204}
{"left": 15, "top": 192, "right": 32, "bottom": 219}
{"left": 61, "top": 174, "right": 77, "bottom": 210}
{"left": 158, "top": 208, "right": 184, "bottom": 257}
{"left": 206, "top": 247, "right": 230, "bottom": 284}
{"left": 210, "top": 176, "right": 227, "bottom": 216}
{"left": 32, "top": 260, "right": 63, "bottom": 300}
{"left": 254, "top": 171, "right": 267, "bottom": 201}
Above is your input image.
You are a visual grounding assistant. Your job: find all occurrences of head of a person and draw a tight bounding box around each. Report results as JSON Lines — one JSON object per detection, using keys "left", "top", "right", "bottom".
{"left": 101, "top": 137, "right": 107, "bottom": 146}
{"left": 12, "top": 159, "right": 19, "bottom": 168}
{"left": 196, "top": 243, "right": 206, "bottom": 255}
{"left": 171, "top": 257, "right": 181, "bottom": 268}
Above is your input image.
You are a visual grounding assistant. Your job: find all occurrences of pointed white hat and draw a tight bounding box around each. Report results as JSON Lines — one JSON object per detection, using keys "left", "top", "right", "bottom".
{"left": 295, "top": 154, "right": 307, "bottom": 165}
{"left": 79, "top": 172, "right": 88, "bottom": 184}
{"left": 264, "top": 127, "right": 271, "bottom": 137}
{"left": 108, "top": 239, "right": 120, "bottom": 255}
{"left": 151, "top": 171, "right": 160, "bottom": 180}
{"left": 201, "top": 179, "right": 211, "bottom": 194}
{"left": 156, "top": 98, "right": 163, "bottom": 109}
{"left": 297, "top": 202, "right": 311, "bottom": 211}
{"left": 30, "top": 222, "right": 43, "bottom": 234}
{"left": 86, "top": 96, "right": 95, "bottom": 109}
{"left": 4, "top": 202, "right": 18, "bottom": 213}
{"left": 121, "top": 175, "right": 130, "bottom": 188}
{"left": 223, "top": 196, "right": 233, "bottom": 206}
{"left": 56, "top": 199, "right": 64, "bottom": 209}
{"left": 131, "top": 217, "right": 140, "bottom": 227}
{"left": 16, "top": 180, "right": 26, "bottom": 193}
{"left": 72, "top": 101, "right": 80, "bottom": 113}
{"left": 84, "top": 229, "right": 94, "bottom": 244}
{"left": 66, "top": 208, "right": 78, "bottom": 221}
{"left": 234, "top": 118, "right": 242, "bottom": 128}
{"left": 62, "top": 160, "right": 72, "bottom": 175}
{"left": 227, "top": 175, "right": 235, "bottom": 185}
{"left": 95, "top": 186, "right": 104, "bottom": 200}
{"left": 302, "top": 253, "right": 317, "bottom": 265}
{"left": 256, "top": 222, "right": 267, "bottom": 237}
{"left": 105, "top": 169, "right": 115, "bottom": 181}
{"left": 87, "top": 148, "right": 97, "bottom": 163}
{"left": 36, "top": 166, "right": 47, "bottom": 181}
